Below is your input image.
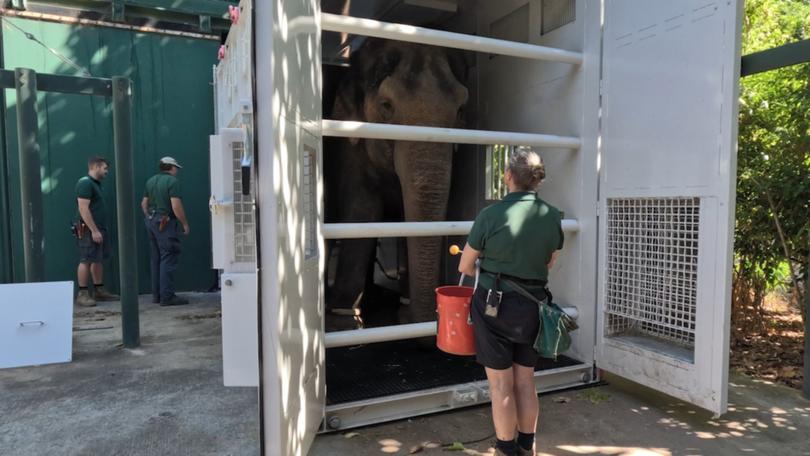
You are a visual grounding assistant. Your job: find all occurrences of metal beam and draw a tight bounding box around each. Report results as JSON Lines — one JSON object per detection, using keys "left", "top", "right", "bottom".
{"left": 323, "top": 219, "right": 580, "bottom": 239}
{"left": 112, "top": 77, "right": 140, "bottom": 348}
{"left": 126, "top": 0, "right": 233, "bottom": 17}
{"left": 14, "top": 68, "right": 45, "bottom": 283}
{"left": 322, "top": 120, "right": 582, "bottom": 149}
{"left": 325, "top": 322, "right": 436, "bottom": 348}
{"left": 0, "top": 28, "right": 12, "bottom": 283}
{"left": 0, "top": 70, "right": 112, "bottom": 96}
{"left": 320, "top": 13, "right": 583, "bottom": 65}
{"left": 741, "top": 39, "right": 810, "bottom": 77}
{"left": 23, "top": 0, "right": 235, "bottom": 18}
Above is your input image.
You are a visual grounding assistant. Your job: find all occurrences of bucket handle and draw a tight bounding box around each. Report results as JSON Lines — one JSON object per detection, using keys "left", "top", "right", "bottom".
{"left": 457, "top": 260, "right": 479, "bottom": 325}
{"left": 458, "top": 259, "right": 480, "bottom": 290}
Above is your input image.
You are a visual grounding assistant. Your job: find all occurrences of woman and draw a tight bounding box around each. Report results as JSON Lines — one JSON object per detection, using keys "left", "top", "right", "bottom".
{"left": 458, "top": 146, "right": 564, "bottom": 456}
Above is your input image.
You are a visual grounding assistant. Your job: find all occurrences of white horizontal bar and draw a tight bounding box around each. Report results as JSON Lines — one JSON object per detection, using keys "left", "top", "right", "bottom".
{"left": 325, "top": 321, "right": 436, "bottom": 348}
{"left": 325, "top": 306, "right": 579, "bottom": 348}
{"left": 322, "top": 120, "right": 581, "bottom": 149}
{"left": 323, "top": 219, "right": 580, "bottom": 239}
{"left": 320, "top": 13, "right": 583, "bottom": 65}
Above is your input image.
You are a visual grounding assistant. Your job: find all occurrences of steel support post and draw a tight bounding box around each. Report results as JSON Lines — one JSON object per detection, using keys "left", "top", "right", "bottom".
{"left": 14, "top": 68, "right": 45, "bottom": 283}
{"left": 0, "top": 30, "right": 12, "bottom": 283}
{"left": 112, "top": 77, "right": 140, "bottom": 348}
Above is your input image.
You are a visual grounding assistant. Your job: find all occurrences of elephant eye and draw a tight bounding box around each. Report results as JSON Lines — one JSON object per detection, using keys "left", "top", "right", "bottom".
{"left": 379, "top": 99, "right": 394, "bottom": 119}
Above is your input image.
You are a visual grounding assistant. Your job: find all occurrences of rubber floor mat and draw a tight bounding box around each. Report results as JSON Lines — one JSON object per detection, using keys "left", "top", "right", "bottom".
{"left": 326, "top": 339, "right": 583, "bottom": 404}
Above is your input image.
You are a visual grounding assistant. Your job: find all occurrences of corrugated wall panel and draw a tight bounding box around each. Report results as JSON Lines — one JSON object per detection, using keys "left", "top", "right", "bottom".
{"left": 1, "top": 17, "right": 219, "bottom": 293}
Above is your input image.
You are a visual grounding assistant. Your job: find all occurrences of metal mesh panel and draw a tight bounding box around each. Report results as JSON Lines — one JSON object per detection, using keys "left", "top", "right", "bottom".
{"left": 231, "top": 141, "right": 255, "bottom": 263}
{"left": 605, "top": 198, "right": 699, "bottom": 351}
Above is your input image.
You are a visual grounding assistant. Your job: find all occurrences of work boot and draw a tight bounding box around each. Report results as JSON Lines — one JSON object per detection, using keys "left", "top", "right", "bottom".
{"left": 75, "top": 289, "right": 96, "bottom": 307}
{"left": 516, "top": 446, "right": 535, "bottom": 456}
{"left": 93, "top": 286, "right": 120, "bottom": 301}
{"left": 160, "top": 295, "right": 189, "bottom": 306}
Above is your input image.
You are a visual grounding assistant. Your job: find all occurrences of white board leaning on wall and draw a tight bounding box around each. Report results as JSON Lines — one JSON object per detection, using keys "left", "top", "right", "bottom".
{"left": 0, "top": 281, "right": 73, "bottom": 369}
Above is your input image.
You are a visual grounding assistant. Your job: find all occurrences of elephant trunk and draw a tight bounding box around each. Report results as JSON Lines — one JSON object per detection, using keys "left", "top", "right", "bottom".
{"left": 394, "top": 141, "right": 453, "bottom": 323}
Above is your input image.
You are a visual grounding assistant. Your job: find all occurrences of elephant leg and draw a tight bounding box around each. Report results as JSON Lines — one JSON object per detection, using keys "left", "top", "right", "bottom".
{"left": 327, "top": 192, "right": 383, "bottom": 317}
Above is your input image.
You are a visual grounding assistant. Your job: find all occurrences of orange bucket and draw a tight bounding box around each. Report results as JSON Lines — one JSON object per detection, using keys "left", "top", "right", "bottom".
{"left": 435, "top": 286, "right": 476, "bottom": 355}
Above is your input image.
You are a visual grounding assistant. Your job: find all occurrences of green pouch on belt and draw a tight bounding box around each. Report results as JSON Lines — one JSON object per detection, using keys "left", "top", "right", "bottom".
{"left": 534, "top": 299, "right": 576, "bottom": 359}
{"left": 502, "top": 279, "right": 578, "bottom": 360}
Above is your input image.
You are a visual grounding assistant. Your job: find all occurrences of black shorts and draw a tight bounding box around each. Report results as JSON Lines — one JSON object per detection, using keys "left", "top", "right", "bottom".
{"left": 471, "top": 287, "right": 540, "bottom": 370}
{"left": 77, "top": 228, "right": 112, "bottom": 263}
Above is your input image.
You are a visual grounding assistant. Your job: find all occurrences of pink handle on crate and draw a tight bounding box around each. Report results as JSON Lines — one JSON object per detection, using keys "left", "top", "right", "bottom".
{"left": 229, "top": 5, "right": 240, "bottom": 24}
{"left": 218, "top": 45, "right": 226, "bottom": 60}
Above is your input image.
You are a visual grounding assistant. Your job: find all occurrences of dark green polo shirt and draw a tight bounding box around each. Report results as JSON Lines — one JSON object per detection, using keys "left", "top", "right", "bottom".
{"left": 467, "top": 191, "right": 564, "bottom": 291}
{"left": 75, "top": 175, "right": 107, "bottom": 228}
{"left": 143, "top": 172, "right": 182, "bottom": 216}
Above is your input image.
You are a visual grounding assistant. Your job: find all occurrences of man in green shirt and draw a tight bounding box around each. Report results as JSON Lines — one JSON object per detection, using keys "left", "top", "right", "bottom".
{"left": 74, "top": 156, "right": 119, "bottom": 307}
{"left": 141, "top": 156, "right": 190, "bottom": 306}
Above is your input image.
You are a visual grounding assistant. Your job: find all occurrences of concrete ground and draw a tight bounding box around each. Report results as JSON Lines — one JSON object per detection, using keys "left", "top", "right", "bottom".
{"left": 0, "top": 293, "right": 259, "bottom": 456}
{"left": 312, "top": 374, "right": 810, "bottom": 456}
{"left": 2, "top": 293, "right": 808, "bottom": 456}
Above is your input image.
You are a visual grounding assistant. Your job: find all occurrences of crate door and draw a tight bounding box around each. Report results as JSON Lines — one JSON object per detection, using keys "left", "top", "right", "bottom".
{"left": 596, "top": 0, "right": 742, "bottom": 415}
{"left": 255, "top": 0, "right": 324, "bottom": 454}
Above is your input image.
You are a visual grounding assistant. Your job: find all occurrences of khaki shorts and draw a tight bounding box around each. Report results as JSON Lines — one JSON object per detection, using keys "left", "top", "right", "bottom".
{"left": 77, "top": 227, "right": 112, "bottom": 263}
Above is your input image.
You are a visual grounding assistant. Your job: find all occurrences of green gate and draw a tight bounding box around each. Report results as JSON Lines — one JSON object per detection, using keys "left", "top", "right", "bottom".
{"left": 0, "top": 17, "right": 219, "bottom": 293}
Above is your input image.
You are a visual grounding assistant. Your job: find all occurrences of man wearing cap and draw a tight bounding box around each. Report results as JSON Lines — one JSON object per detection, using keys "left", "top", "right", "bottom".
{"left": 141, "top": 157, "right": 190, "bottom": 306}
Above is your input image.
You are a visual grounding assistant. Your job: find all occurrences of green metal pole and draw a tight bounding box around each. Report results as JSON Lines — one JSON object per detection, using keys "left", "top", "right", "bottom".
{"left": 0, "top": 28, "right": 13, "bottom": 283}
{"left": 112, "top": 76, "right": 139, "bottom": 348}
{"left": 14, "top": 68, "right": 44, "bottom": 283}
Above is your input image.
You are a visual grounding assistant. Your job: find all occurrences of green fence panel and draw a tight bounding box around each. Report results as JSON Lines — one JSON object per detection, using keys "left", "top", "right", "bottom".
{"left": 1, "top": 18, "right": 218, "bottom": 293}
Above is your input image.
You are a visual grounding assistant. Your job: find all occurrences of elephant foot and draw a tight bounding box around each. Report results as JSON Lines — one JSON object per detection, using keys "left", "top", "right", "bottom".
{"left": 325, "top": 308, "right": 364, "bottom": 332}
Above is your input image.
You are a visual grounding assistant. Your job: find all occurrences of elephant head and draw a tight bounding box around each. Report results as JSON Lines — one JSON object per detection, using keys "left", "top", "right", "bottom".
{"left": 328, "top": 39, "right": 469, "bottom": 325}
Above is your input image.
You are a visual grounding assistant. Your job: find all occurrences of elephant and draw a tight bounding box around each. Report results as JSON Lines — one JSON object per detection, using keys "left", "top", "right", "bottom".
{"left": 324, "top": 38, "right": 469, "bottom": 328}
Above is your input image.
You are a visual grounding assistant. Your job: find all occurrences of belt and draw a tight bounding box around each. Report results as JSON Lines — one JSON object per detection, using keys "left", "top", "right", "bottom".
{"left": 480, "top": 268, "right": 547, "bottom": 287}
{"left": 149, "top": 210, "right": 175, "bottom": 219}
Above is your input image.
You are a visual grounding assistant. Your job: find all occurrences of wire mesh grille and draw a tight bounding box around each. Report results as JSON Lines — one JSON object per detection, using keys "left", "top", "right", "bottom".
{"left": 231, "top": 141, "right": 255, "bottom": 263}
{"left": 605, "top": 198, "right": 700, "bottom": 350}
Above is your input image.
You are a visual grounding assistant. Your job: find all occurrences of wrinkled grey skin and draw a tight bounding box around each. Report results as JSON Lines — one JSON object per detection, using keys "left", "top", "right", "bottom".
{"left": 325, "top": 39, "right": 469, "bottom": 326}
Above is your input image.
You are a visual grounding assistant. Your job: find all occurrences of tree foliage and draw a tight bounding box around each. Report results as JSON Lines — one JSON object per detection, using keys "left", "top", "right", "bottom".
{"left": 735, "top": 0, "right": 809, "bottom": 324}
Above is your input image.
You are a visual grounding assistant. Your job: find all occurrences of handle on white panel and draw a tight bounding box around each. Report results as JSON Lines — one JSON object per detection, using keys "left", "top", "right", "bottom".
{"left": 19, "top": 321, "right": 45, "bottom": 327}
